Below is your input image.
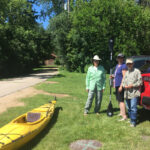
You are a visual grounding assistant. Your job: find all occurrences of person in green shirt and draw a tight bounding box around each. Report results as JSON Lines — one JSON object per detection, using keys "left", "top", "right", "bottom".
{"left": 84, "top": 55, "right": 106, "bottom": 115}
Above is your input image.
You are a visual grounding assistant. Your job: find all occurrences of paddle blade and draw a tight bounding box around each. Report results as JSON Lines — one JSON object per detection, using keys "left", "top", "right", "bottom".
{"left": 107, "top": 101, "right": 113, "bottom": 117}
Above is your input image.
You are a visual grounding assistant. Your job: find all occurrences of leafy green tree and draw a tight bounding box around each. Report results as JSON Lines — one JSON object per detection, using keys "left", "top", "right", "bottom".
{"left": 0, "top": 0, "right": 52, "bottom": 76}
{"left": 66, "top": 0, "right": 150, "bottom": 72}
{"left": 48, "top": 12, "right": 71, "bottom": 69}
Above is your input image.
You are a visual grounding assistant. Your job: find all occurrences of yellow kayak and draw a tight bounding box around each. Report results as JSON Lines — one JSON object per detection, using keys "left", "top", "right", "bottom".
{"left": 0, "top": 100, "right": 56, "bottom": 150}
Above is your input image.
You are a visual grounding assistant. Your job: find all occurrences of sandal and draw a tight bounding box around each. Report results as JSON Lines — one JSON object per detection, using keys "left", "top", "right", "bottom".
{"left": 118, "top": 117, "right": 127, "bottom": 121}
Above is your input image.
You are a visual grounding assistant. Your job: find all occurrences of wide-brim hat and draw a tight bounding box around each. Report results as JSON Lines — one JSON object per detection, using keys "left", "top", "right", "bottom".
{"left": 126, "top": 59, "right": 133, "bottom": 64}
{"left": 93, "top": 55, "right": 101, "bottom": 61}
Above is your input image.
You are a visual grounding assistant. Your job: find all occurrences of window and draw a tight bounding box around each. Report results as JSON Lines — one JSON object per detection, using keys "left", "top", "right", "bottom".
{"left": 140, "top": 61, "right": 150, "bottom": 74}
{"left": 134, "top": 60, "right": 146, "bottom": 69}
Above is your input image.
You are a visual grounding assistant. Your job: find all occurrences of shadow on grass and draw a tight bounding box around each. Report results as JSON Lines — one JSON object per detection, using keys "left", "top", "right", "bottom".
{"left": 137, "top": 108, "right": 150, "bottom": 125}
{"left": 100, "top": 108, "right": 120, "bottom": 114}
{"left": 37, "top": 66, "right": 58, "bottom": 69}
{"left": 51, "top": 74, "right": 65, "bottom": 78}
{"left": 32, "top": 68, "right": 58, "bottom": 74}
{"left": 21, "top": 107, "right": 63, "bottom": 150}
{"left": 0, "top": 67, "right": 58, "bottom": 79}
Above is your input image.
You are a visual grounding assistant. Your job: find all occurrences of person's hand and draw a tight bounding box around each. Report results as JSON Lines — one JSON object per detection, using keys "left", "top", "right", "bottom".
{"left": 124, "top": 85, "right": 133, "bottom": 89}
{"left": 110, "top": 75, "right": 114, "bottom": 79}
{"left": 86, "top": 89, "right": 89, "bottom": 92}
{"left": 128, "top": 84, "right": 133, "bottom": 89}
{"left": 118, "top": 86, "right": 122, "bottom": 92}
{"left": 124, "top": 86, "right": 128, "bottom": 89}
{"left": 101, "top": 89, "right": 104, "bottom": 92}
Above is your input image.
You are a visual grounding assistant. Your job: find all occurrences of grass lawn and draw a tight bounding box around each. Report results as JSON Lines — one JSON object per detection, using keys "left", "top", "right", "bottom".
{"left": 1, "top": 70, "right": 150, "bottom": 150}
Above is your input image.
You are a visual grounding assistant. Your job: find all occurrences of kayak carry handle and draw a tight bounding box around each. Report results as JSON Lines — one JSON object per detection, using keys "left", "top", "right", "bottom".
{"left": 49, "top": 96, "right": 57, "bottom": 104}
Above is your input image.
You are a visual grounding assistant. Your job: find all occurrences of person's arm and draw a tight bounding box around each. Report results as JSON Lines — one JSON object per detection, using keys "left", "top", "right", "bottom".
{"left": 86, "top": 68, "right": 90, "bottom": 92}
{"left": 102, "top": 68, "right": 106, "bottom": 91}
{"left": 118, "top": 69, "right": 127, "bottom": 92}
{"left": 122, "top": 73, "right": 126, "bottom": 88}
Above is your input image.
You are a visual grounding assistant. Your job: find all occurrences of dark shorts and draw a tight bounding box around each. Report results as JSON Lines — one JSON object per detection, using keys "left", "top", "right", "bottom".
{"left": 115, "top": 86, "right": 124, "bottom": 102}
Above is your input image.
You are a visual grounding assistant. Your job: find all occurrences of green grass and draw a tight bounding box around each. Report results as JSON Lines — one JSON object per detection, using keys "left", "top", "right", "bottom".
{"left": 1, "top": 70, "right": 150, "bottom": 150}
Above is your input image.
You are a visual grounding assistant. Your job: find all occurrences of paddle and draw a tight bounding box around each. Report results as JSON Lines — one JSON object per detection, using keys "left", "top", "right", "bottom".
{"left": 107, "top": 39, "right": 114, "bottom": 117}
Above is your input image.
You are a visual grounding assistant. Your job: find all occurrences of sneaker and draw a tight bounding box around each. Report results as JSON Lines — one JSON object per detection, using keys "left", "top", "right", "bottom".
{"left": 130, "top": 123, "right": 136, "bottom": 127}
{"left": 96, "top": 113, "right": 100, "bottom": 115}
{"left": 84, "top": 113, "right": 88, "bottom": 116}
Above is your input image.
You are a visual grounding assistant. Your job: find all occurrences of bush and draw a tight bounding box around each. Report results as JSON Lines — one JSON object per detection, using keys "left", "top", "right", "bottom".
{"left": 0, "top": 0, "right": 52, "bottom": 77}
{"left": 66, "top": 0, "right": 150, "bottom": 72}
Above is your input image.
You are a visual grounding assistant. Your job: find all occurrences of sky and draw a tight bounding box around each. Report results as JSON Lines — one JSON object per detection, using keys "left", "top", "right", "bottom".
{"left": 33, "top": 1, "right": 68, "bottom": 29}
{"left": 33, "top": 4, "right": 49, "bottom": 29}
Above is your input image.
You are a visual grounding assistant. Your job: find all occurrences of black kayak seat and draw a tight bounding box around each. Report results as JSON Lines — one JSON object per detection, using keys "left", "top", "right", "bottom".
{"left": 26, "top": 112, "right": 41, "bottom": 122}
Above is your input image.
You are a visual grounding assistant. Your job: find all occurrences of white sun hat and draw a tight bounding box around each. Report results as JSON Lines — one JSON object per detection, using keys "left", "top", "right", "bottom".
{"left": 126, "top": 59, "right": 133, "bottom": 64}
{"left": 93, "top": 55, "right": 101, "bottom": 60}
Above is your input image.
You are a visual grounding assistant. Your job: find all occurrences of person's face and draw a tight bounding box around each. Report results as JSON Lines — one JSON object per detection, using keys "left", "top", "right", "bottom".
{"left": 93, "top": 60, "right": 99, "bottom": 67}
{"left": 117, "top": 57, "right": 124, "bottom": 63}
{"left": 127, "top": 63, "right": 133, "bottom": 70}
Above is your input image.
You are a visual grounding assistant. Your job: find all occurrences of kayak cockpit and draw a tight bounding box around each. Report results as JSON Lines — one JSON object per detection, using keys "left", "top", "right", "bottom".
{"left": 26, "top": 112, "right": 41, "bottom": 122}
{"left": 12, "top": 112, "right": 45, "bottom": 124}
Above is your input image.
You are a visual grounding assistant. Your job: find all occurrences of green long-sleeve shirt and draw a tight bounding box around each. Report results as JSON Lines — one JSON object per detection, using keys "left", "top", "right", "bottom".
{"left": 86, "top": 65, "right": 106, "bottom": 91}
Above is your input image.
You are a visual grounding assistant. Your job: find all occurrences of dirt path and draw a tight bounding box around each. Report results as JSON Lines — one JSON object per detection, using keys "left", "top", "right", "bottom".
{"left": 0, "top": 87, "right": 69, "bottom": 114}
{"left": 0, "top": 68, "right": 69, "bottom": 114}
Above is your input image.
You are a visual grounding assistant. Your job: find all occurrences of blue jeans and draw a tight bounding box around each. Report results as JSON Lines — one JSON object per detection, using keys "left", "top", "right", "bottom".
{"left": 84, "top": 89, "right": 103, "bottom": 114}
{"left": 126, "top": 97, "right": 138, "bottom": 125}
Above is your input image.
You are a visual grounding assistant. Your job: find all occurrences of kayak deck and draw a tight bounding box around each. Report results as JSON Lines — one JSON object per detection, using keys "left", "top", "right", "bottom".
{"left": 0, "top": 102, "right": 56, "bottom": 150}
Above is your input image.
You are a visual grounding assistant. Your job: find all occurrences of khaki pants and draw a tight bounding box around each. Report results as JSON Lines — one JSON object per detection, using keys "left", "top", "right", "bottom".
{"left": 84, "top": 89, "right": 103, "bottom": 114}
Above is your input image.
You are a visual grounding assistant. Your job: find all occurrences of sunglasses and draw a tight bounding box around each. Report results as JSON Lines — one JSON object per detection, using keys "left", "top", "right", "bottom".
{"left": 127, "top": 63, "right": 133, "bottom": 65}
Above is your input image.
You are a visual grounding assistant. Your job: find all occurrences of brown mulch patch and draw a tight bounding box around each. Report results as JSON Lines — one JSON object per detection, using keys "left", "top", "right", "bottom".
{"left": 142, "top": 135, "right": 150, "bottom": 141}
{"left": 35, "top": 88, "right": 69, "bottom": 98}
{"left": 45, "top": 81, "right": 59, "bottom": 84}
{"left": 70, "top": 140, "right": 102, "bottom": 150}
{"left": 0, "top": 87, "right": 69, "bottom": 114}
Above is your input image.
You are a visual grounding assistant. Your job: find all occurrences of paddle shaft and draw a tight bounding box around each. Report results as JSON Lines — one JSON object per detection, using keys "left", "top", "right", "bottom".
{"left": 109, "top": 39, "right": 114, "bottom": 102}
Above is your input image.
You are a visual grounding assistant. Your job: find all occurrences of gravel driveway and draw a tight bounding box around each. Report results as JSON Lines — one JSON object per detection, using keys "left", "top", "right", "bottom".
{"left": 0, "top": 69, "right": 59, "bottom": 98}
